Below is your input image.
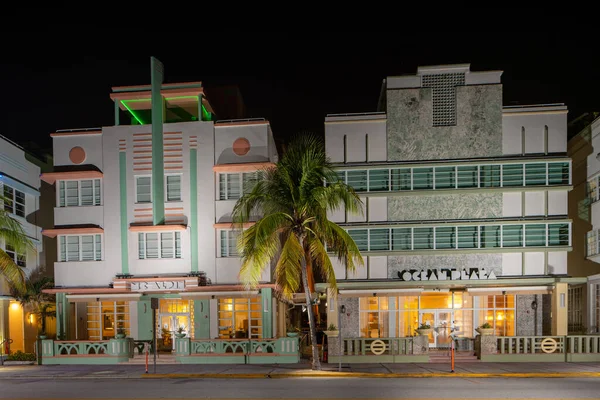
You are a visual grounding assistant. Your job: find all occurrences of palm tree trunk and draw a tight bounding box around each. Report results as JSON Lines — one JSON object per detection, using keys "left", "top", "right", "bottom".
{"left": 300, "top": 253, "right": 321, "bottom": 370}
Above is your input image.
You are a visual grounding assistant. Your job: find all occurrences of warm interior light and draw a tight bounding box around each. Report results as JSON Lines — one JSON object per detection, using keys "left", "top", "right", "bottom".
{"left": 10, "top": 303, "right": 20, "bottom": 311}
{"left": 29, "top": 314, "right": 34, "bottom": 324}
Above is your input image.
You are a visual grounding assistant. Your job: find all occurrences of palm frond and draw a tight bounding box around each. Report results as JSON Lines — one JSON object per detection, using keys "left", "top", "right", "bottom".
{"left": 306, "top": 233, "right": 337, "bottom": 292}
{"left": 0, "top": 249, "right": 26, "bottom": 292}
{"left": 324, "top": 220, "right": 364, "bottom": 274}
{"left": 274, "top": 232, "right": 304, "bottom": 299}
{"left": 0, "top": 209, "right": 35, "bottom": 254}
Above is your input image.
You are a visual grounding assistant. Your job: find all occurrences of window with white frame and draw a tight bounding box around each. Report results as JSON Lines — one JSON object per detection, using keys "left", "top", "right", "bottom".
{"left": 2, "top": 183, "right": 25, "bottom": 217}
{"left": 59, "top": 235, "right": 102, "bottom": 262}
{"left": 166, "top": 175, "right": 182, "bottom": 201}
{"left": 218, "top": 172, "right": 262, "bottom": 200}
{"left": 220, "top": 230, "right": 239, "bottom": 257}
{"left": 4, "top": 243, "right": 26, "bottom": 268}
{"left": 593, "top": 283, "right": 600, "bottom": 333}
{"left": 58, "top": 179, "right": 101, "bottom": 207}
{"left": 138, "top": 232, "right": 182, "bottom": 259}
{"left": 136, "top": 176, "right": 152, "bottom": 203}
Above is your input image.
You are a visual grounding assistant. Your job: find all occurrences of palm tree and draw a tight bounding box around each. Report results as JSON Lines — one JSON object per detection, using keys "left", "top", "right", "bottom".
{"left": 11, "top": 276, "right": 55, "bottom": 337}
{"left": 0, "top": 194, "right": 32, "bottom": 292}
{"left": 232, "top": 134, "right": 364, "bottom": 370}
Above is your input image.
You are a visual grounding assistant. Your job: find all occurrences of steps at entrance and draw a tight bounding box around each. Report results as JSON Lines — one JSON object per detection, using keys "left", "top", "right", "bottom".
{"left": 429, "top": 351, "right": 479, "bottom": 363}
{"left": 121, "top": 353, "right": 179, "bottom": 365}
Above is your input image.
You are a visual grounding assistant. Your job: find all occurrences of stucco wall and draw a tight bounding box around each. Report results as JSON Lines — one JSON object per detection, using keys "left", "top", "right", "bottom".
{"left": 387, "top": 85, "right": 502, "bottom": 161}
{"left": 388, "top": 193, "right": 502, "bottom": 221}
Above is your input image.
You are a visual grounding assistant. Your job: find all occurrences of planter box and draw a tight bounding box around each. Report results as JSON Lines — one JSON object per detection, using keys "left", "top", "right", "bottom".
{"left": 476, "top": 328, "right": 495, "bottom": 335}
{"left": 324, "top": 330, "right": 339, "bottom": 337}
{"left": 416, "top": 328, "right": 432, "bottom": 336}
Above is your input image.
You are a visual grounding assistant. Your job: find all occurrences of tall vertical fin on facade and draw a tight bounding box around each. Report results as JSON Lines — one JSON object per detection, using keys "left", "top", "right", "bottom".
{"left": 119, "top": 138, "right": 130, "bottom": 275}
{"left": 190, "top": 136, "right": 199, "bottom": 272}
{"left": 151, "top": 56, "right": 166, "bottom": 225}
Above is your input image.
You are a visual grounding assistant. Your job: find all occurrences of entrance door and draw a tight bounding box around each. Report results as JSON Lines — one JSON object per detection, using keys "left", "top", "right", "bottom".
{"left": 159, "top": 314, "right": 190, "bottom": 350}
{"left": 420, "top": 310, "right": 453, "bottom": 348}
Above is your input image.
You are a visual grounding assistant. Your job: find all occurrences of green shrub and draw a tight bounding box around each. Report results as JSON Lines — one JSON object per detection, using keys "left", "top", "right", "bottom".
{"left": 6, "top": 351, "right": 36, "bottom": 361}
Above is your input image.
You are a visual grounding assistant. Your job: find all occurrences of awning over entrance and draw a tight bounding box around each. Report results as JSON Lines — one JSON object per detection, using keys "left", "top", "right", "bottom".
{"left": 467, "top": 286, "right": 553, "bottom": 295}
{"left": 338, "top": 288, "right": 423, "bottom": 297}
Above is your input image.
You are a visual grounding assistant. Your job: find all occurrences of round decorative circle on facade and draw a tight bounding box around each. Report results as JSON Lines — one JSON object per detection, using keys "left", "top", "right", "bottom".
{"left": 232, "top": 137, "right": 250, "bottom": 156}
{"left": 69, "top": 146, "right": 86, "bottom": 164}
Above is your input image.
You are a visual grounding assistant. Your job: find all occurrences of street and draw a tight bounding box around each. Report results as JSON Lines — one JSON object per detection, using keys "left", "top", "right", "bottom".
{"left": 1, "top": 377, "right": 599, "bottom": 399}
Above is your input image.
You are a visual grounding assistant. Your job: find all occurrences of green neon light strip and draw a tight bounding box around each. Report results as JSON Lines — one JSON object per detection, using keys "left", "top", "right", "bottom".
{"left": 119, "top": 152, "right": 129, "bottom": 275}
{"left": 120, "top": 100, "right": 145, "bottom": 125}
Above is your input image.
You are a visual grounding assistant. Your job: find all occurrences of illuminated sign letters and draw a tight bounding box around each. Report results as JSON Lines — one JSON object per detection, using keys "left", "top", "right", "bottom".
{"left": 130, "top": 281, "right": 185, "bottom": 291}
{"left": 397, "top": 268, "right": 497, "bottom": 281}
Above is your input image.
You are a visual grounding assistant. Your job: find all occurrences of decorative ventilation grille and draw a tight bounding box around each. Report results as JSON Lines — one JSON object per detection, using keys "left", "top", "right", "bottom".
{"left": 422, "top": 73, "right": 465, "bottom": 127}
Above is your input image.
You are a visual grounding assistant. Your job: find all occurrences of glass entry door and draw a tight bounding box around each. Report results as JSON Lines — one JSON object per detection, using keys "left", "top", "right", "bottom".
{"left": 420, "top": 310, "right": 453, "bottom": 348}
{"left": 160, "top": 314, "right": 190, "bottom": 349}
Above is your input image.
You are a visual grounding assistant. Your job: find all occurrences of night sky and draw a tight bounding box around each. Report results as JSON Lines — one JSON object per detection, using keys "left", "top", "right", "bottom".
{"left": 1, "top": 32, "right": 597, "bottom": 157}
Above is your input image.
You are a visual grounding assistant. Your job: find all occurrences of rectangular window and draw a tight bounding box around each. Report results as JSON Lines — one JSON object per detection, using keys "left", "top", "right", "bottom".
{"left": 58, "top": 235, "right": 102, "bottom": 262}
{"left": 219, "top": 173, "right": 241, "bottom": 200}
{"left": 413, "top": 227, "right": 433, "bottom": 249}
{"left": 2, "top": 184, "right": 25, "bottom": 217}
{"left": 391, "top": 168, "right": 411, "bottom": 191}
{"left": 58, "top": 179, "right": 101, "bottom": 207}
{"left": 368, "top": 169, "right": 389, "bottom": 192}
{"left": 457, "top": 166, "right": 478, "bottom": 188}
{"left": 359, "top": 297, "right": 389, "bottom": 338}
{"left": 87, "top": 301, "right": 130, "bottom": 340}
{"left": 218, "top": 298, "right": 262, "bottom": 339}
{"left": 434, "top": 167, "right": 455, "bottom": 189}
{"left": 166, "top": 175, "right": 182, "bottom": 201}
{"left": 502, "top": 164, "right": 523, "bottom": 187}
{"left": 348, "top": 229, "right": 368, "bottom": 251}
{"left": 525, "top": 224, "right": 546, "bottom": 247}
{"left": 242, "top": 171, "right": 262, "bottom": 194}
{"left": 502, "top": 225, "right": 523, "bottom": 247}
{"left": 480, "top": 165, "right": 501, "bottom": 188}
{"left": 412, "top": 167, "right": 433, "bottom": 190}
{"left": 346, "top": 170, "right": 367, "bottom": 192}
{"left": 136, "top": 177, "right": 152, "bottom": 203}
{"left": 525, "top": 163, "right": 547, "bottom": 186}
{"left": 587, "top": 230, "right": 598, "bottom": 257}
{"left": 481, "top": 225, "right": 500, "bottom": 248}
{"left": 391, "top": 228, "right": 411, "bottom": 250}
{"left": 369, "top": 228, "right": 389, "bottom": 251}
{"left": 456, "top": 226, "right": 477, "bottom": 249}
{"left": 220, "top": 230, "right": 239, "bottom": 257}
{"left": 435, "top": 227, "right": 455, "bottom": 249}
{"left": 4, "top": 244, "right": 26, "bottom": 268}
{"left": 548, "top": 224, "right": 569, "bottom": 246}
{"left": 138, "top": 232, "right": 181, "bottom": 259}
{"left": 548, "top": 162, "right": 569, "bottom": 185}
{"left": 588, "top": 178, "right": 599, "bottom": 204}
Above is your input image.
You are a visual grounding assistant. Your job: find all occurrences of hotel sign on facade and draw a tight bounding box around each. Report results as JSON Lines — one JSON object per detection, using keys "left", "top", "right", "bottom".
{"left": 397, "top": 268, "right": 497, "bottom": 282}
{"left": 130, "top": 281, "right": 186, "bottom": 291}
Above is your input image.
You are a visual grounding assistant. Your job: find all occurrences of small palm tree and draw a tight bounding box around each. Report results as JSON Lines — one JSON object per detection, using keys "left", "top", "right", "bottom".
{"left": 12, "top": 276, "right": 55, "bottom": 337}
{"left": 232, "top": 134, "right": 363, "bottom": 370}
{"left": 0, "top": 194, "right": 32, "bottom": 292}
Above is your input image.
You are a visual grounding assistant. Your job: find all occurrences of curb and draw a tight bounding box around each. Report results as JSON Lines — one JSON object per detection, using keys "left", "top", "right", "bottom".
{"left": 139, "top": 371, "right": 600, "bottom": 379}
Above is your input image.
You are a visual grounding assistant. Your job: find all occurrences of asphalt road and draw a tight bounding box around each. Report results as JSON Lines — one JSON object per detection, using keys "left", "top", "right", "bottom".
{"left": 2, "top": 377, "right": 599, "bottom": 399}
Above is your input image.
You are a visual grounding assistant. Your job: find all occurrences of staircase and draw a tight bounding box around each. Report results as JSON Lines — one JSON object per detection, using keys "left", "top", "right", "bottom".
{"left": 121, "top": 353, "right": 179, "bottom": 365}
{"left": 428, "top": 350, "right": 479, "bottom": 363}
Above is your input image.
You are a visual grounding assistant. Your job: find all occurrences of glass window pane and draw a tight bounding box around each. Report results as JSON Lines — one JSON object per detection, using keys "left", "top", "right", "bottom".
{"left": 413, "top": 227, "right": 433, "bottom": 249}
{"left": 391, "top": 168, "right": 411, "bottom": 191}
{"left": 81, "top": 235, "right": 94, "bottom": 261}
{"left": 80, "top": 180, "right": 93, "bottom": 206}
{"left": 138, "top": 233, "right": 145, "bottom": 259}
{"left": 368, "top": 169, "right": 389, "bottom": 192}
{"left": 525, "top": 224, "right": 546, "bottom": 247}
{"left": 457, "top": 166, "right": 478, "bottom": 188}
{"left": 220, "top": 231, "right": 228, "bottom": 257}
{"left": 369, "top": 229, "right": 389, "bottom": 251}
{"left": 346, "top": 170, "right": 367, "bottom": 192}
{"left": 413, "top": 168, "right": 433, "bottom": 190}
{"left": 145, "top": 233, "right": 159, "bottom": 258}
{"left": 435, "top": 227, "right": 455, "bottom": 249}
{"left": 434, "top": 166, "right": 455, "bottom": 189}
{"left": 161, "top": 232, "right": 174, "bottom": 258}
{"left": 502, "top": 164, "right": 523, "bottom": 187}
{"left": 525, "top": 163, "right": 546, "bottom": 186}
{"left": 136, "top": 177, "right": 152, "bottom": 203}
{"left": 95, "top": 235, "right": 102, "bottom": 260}
{"left": 548, "top": 224, "right": 569, "bottom": 246}
{"left": 67, "top": 236, "right": 80, "bottom": 261}
{"left": 391, "top": 228, "right": 411, "bottom": 250}
{"left": 66, "top": 181, "right": 79, "bottom": 206}
{"left": 242, "top": 172, "right": 260, "bottom": 194}
{"left": 348, "top": 229, "right": 368, "bottom": 251}
{"left": 60, "top": 236, "right": 66, "bottom": 262}
{"left": 14, "top": 190, "right": 25, "bottom": 217}
{"left": 219, "top": 174, "right": 227, "bottom": 200}
{"left": 228, "top": 231, "right": 238, "bottom": 257}
{"left": 166, "top": 175, "right": 182, "bottom": 201}
{"left": 481, "top": 225, "right": 500, "bottom": 248}
{"left": 457, "top": 226, "right": 477, "bottom": 248}
{"left": 3, "top": 185, "right": 13, "bottom": 213}
{"left": 59, "top": 181, "right": 66, "bottom": 207}
{"left": 480, "top": 165, "right": 501, "bottom": 188}
{"left": 502, "top": 225, "right": 523, "bottom": 247}
{"left": 548, "top": 162, "right": 569, "bottom": 185}
{"left": 94, "top": 179, "right": 101, "bottom": 205}
{"left": 175, "top": 232, "right": 182, "bottom": 258}
{"left": 227, "top": 174, "right": 240, "bottom": 199}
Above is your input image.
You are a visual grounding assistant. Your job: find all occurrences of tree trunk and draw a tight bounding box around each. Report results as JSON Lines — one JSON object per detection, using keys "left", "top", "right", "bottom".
{"left": 300, "top": 252, "right": 321, "bottom": 370}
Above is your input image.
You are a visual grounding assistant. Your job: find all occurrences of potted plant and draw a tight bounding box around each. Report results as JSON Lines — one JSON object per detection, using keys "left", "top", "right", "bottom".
{"left": 115, "top": 327, "right": 127, "bottom": 339}
{"left": 286, "top": 325, "right": 300, "bottom": 337}
{"left": 324, "top": 323, "right": 339, "bottom": 337}
{"left": 175, "top": 326, "right": 187, "bottom": 338}
{"left": 475, "top": 322, "right": 495, "bottom": 335}
{"left": 415, "top": 323, "right": 432, "bottom": 336}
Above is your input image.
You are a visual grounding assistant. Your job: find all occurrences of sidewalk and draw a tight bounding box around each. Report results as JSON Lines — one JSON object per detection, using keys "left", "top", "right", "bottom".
{"left": 1, "top": 362, "right": 600, "bottom": 379}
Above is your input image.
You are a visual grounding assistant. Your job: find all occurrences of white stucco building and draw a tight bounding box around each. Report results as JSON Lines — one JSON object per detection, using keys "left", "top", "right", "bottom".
{"left": 321, "top": 64, "right": 578, "bottom": 349}
{"left": 42, "top": 59, "right": 283, "bottom": 345}
{"left": 0, "top": 134, "right": 48, "bottom": 353}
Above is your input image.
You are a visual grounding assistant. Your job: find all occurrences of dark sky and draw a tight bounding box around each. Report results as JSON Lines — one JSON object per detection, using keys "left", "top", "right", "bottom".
{"left": 1, "top": 32, "right": 597, "bottom": 155}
